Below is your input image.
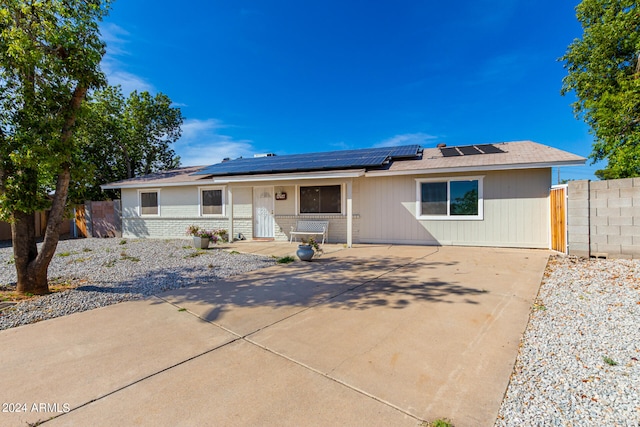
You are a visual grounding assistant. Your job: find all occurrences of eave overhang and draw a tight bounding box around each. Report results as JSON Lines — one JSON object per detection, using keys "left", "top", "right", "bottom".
{"left": 364, "top": 160, "right": 586, "bottom": 177}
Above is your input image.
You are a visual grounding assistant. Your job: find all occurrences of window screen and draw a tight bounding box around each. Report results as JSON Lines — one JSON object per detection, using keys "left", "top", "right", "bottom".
{"left": 300, "top": 185, "right": 341, "bottom": 213}
{"left": 202, "top": 189, "right": 222, "bottom": 215}
{"left": 140, "top": 192, "right": 158, "bottom": 215}
{"left": 421, "top": 182, "right": 447, "bottom": 215}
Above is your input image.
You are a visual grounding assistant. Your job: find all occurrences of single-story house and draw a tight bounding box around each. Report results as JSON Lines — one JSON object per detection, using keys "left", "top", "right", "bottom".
{"left": 101, "top": 141, "right": 585, "bottom": 249}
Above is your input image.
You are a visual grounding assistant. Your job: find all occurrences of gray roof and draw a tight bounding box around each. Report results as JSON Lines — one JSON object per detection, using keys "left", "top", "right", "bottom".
{"left": 372, "top": 140, "right": 586, "bottom": 176}
{"left": 101, "top": 165, "right": 206, "bottom": 189}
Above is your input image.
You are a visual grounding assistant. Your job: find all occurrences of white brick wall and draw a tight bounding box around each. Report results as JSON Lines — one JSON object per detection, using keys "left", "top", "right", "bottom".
{"left": 274, "top": 216, "right": 360, "bottom": 243}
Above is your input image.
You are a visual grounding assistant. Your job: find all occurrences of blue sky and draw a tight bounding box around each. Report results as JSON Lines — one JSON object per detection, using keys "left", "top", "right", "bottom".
{"left": 100, "top": 0, "right": 599, "bottom": 182}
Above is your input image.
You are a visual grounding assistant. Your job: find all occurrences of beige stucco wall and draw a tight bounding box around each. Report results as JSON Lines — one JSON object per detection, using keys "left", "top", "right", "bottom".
{"left": 358, "top": 168, "right": 551, "bottom": 248}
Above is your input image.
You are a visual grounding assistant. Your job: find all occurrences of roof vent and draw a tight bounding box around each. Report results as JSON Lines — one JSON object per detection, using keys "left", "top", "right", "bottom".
{"left": 254, "top": 153, "right": 277, "bottom": 158}
{"left": 222, "top": 157, "right": 230, "bottom": 162}
{"left": 437, "top": 143, "right": 447, "bottom": 148}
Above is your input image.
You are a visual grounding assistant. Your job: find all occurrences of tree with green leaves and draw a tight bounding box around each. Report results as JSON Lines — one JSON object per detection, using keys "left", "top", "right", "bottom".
{"left": 0, "top": 0, "right": 110, "bottom": 294}
{"left": 73, "top": 86, "right": 183, "bottom": 202}
{"left": 561, "top": 0, "right": 640, "bottom": 179}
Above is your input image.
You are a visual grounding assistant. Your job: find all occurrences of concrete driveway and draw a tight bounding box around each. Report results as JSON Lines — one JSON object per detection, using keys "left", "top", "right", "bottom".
{"left": 0, "top": 245, "right": 549, "bottom": 426}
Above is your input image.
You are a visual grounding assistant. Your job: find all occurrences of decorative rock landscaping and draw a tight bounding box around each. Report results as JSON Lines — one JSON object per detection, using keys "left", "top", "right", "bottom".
{"left": 496, "top": 256, "right": 640, "bottom": 426}
{"left": 0, "top": 238, "right": 275, "bottom": 330}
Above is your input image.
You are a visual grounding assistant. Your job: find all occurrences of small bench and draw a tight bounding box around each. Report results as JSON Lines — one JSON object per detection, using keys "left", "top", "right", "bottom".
{"left": 289, "top": 220, "right": 329, "bottom": 245}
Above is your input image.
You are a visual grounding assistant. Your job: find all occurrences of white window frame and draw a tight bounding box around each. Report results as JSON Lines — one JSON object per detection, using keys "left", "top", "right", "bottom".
{"left": 416, "top": 176, "right": 484, "bottom": 220}
{"left": 298, "top": 183, "right": 344, "bottom": 215}
{"left": 138, "top": 189, "right": 161, "bottom": 216}
{"left": 198, "top": 186, "right": 226, "bottom": 217}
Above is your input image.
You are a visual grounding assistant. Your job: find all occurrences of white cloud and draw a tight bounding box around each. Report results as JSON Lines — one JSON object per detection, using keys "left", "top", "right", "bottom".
{"left": 99, "top": 23, "right": 155, "bottom": 94}
{"left": 375, "top": 132, "right": 438, "bottom": 147}
{"left": 102, "top": 67, "right": 155, "bottom": 94}
{"left": 175, "top": 119, "right": 256, "bottom": 166}
{"left": 99, "top": 23, "right": 130, "bottom": 56}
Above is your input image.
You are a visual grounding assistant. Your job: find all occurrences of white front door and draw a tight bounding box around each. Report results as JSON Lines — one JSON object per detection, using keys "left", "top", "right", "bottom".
{"left": 253, "top": 186, "right": 274, "bottom": 238}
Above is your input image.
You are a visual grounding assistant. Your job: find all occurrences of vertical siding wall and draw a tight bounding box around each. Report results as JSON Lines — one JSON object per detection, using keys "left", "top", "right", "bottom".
{"left": 358, "top": 169, "right": 551, "bottom": 248}
{"left": 568, "top": 178, "right": 640, "bottom": 259}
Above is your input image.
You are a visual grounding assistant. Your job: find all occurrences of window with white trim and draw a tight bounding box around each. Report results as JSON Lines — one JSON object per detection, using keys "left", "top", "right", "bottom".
{"left": 299, "top": 185, "right": 341, "bottom": 214}
{"left": 139, "top": 190, "right": 159, "bottom": 216}
{"left": 416, "top": 177, "right": 483, "bottom": 220}
{"left": 200, "top": 187, "right": 225, "bottom": 216}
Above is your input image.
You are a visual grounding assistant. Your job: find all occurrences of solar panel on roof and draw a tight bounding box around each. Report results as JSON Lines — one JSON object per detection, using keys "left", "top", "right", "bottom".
{"left": 476, "top": 144, "right": 505, "bottom": 154}
{"left": 440, "top": 147, "right": 461, "bottom": 157}
{"left": 192, "top": 144, "right": 421, "bottom": 176}
{"left": 387, "top": 145, "right": 422, "bottom": 158}
{"left": 459, "top": 146, "right": 482, "bottom": 155}
{"left": 440, "top": 144, "right": 506, "bottom": 158}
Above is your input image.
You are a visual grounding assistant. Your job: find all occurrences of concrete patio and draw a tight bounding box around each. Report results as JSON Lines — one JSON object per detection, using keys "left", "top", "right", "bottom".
{"left": 0, "top": 243, "right": 549, "bottom": 426}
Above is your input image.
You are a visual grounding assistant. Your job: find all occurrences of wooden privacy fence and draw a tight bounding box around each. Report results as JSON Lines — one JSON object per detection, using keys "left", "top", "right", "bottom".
{"left": 0, "top": 211, "right": 69, "bottom": 241}
{"left": 550, "top": 186, "right": 567, "bottom": 253}
{"left": 89, "top": 200, "right": 121, "bottom": 237}
{"left": 74, "top": 200, "right": 122, "bottom": 238}
{"left": 74, "top": 205, "right": 88, "bottom": 238}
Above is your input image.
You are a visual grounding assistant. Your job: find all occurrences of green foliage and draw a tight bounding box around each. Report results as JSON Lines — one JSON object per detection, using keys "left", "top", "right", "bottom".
{"left": 72, "top": 86, "right": 183, "bottom": 202}
{"left": 561, "top": 0, "right": 640, "bottom": 178}
{"left": 533, "top": 302, "right": 547, "bottom": 311}
{"left": 421, "top": 418, "right": 454, "bottom": 427}
{"left": 276, "top": 255, "right": 296, "bottom": 264}
{"left": 119, "top": 251, "right": 140, "bottom": 262}
{"left": 603, "top": 356, "right": 618, "bottom": 366}
{"left": 450, "top": 189, "right": 478, "bottom": 216}
{"left": 301, "top": 236, "right": 321, "bottom": 252}
{"left": 102, "top": 258, "right": 117, "bottom": 268}
{"left": 0, "top": 0, "right": 111, "bottom": 219}
{"left": 184, "top": 250, "right": 205, "bottom": 258}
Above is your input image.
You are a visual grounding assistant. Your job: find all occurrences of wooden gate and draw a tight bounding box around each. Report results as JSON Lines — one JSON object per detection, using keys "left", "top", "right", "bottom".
{"left": 550, "top": 186, "right": 567, "bottom": 253}
{"left": 75, "top": 205, "right": 88, "bottom": 238}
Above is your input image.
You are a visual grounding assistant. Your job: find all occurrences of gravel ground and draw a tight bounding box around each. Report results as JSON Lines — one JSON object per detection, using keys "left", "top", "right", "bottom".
{"left": 0, "top": 238, "right": 276, "bottom": 330}
{"left": 496, "top": 255, "right": 640, "bottom": 427}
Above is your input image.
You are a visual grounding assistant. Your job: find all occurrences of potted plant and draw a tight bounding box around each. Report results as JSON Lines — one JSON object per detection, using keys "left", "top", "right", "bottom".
{"left": 297, "top": 236, "right": 320, "bottom": 261}
{"left": 186, "top": 225, "right": 214, "bottom": 249}
{"left": 212, "top": 228, "right": 229, "bottom": 243}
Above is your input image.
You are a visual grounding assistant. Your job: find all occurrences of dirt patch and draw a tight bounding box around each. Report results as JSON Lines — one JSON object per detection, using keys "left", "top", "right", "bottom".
{"left": 0, "top": 277, "right": 86, "bottom": 302}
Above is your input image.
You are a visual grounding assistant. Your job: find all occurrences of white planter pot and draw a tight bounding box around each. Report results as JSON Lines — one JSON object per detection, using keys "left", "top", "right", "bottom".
{"left": 193, "top": 236, "right": 210, "bottom": 249}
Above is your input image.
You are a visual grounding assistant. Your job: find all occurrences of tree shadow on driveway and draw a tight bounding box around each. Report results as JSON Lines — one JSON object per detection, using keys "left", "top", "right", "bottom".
{"left": 153, "top": 253, "right": 490, "bottom": 325}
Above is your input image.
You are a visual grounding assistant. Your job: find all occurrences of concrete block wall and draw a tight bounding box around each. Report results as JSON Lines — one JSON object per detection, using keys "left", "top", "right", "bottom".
{"left": 568, "top": 178, "right": 640, "bottom": 259}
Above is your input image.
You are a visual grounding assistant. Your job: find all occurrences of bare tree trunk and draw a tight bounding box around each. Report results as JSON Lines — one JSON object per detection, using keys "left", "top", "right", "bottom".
{"left": 13, "top": 211, "right": 48, "bottom": 295}
{"left": 13, "top": 85, "right": 85, "bottom": 295}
